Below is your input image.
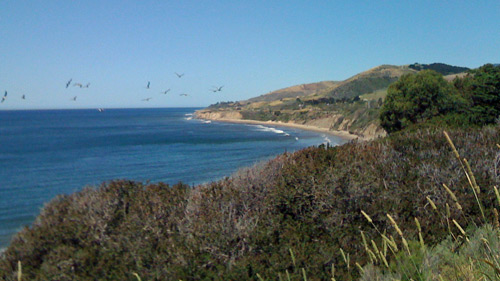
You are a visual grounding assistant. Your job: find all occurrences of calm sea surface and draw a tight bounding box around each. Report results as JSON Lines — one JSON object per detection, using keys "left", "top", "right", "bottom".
{"left": 0, "top": 108, "right": 346, "bottom": 248}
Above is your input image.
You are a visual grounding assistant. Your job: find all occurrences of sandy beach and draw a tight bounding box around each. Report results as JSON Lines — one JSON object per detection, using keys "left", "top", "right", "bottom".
{"left": 196, "top": 117, "right": 362, "bottom": 141}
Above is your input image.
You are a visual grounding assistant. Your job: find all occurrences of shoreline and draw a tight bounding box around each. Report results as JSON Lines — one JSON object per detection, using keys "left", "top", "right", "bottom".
{"left": 195, "top": 116, "right": 362, "bottom": 141}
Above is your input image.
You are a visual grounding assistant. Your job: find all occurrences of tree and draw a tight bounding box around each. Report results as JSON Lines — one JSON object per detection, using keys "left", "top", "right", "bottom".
{"left": 464, "top": 64, "right": 500, "bottom": 125}
{"left": 380, "top": 70, "right": 465, "bottom": 133}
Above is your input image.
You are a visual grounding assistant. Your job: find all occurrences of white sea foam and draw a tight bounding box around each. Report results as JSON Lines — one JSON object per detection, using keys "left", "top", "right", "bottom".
{"left": 185, "top": 117, "right": 193, "bottom": 120}
{"left": 322, "top": 134, "right": 332, "bottom": 144}
{"left": 185, "top": 113, "right": 193, "bottom": 116}
{"left": 201, "top": 120, "right": 211, "bottom": 124}
{"left": 253, "top": 125, "right": 288, "bottom": 135}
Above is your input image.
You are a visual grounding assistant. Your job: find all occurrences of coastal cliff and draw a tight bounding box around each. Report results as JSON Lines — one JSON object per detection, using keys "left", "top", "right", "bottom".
{"left": 194, "top": 108, "right": 387, "bottom": 140}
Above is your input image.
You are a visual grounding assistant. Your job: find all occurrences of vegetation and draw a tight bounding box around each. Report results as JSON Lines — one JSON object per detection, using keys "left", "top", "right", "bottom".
{"left": 358, "top": 131, "right": 500, "bottom": 280}
{"left": 459, "top": 64, "right": 500, "bottom": 125}
{"left": 322, "top": 75, "right": 397, "bottom": 100}
{"left": 380, "top": 70, "right": 466, "bottom": 133}
{"left": 380, "top": 64, "right": 500, "bottom": 134}
{"left": 408, "top": 62, "right": 469, "bottom": 75}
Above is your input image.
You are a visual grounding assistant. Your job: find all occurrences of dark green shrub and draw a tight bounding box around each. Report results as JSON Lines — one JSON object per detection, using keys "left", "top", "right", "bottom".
{"left": 461, "top": 64, "right": 500, "bottom": 125}
{"left": 380, "top": 70, "right": 466, "bottom": 133}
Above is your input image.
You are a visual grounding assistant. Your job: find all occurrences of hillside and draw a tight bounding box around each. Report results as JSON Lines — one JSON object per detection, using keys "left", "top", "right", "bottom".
{"left": 245, "top": 65, "right": 415, "bottom": 104}
{"left": 443, "top": 72, "right": 468, "bottom": 81}
{"left": 316, "top": 64, "right": 415, "bottom": 100}
{"left": 245, "top": 81, "right": 338, "bottom": 103}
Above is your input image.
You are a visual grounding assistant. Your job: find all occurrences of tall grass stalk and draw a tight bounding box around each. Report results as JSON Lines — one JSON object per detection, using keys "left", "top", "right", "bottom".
{"left": 330, "top": 263, "right": 336, "bottom": 281}
{"left": 289, "top": 248, "right": 296, "bottom": 267}
{"left": 415, "top": 217, "right": 425, "bottom": 250}
{"left": 301, "top": 268, "right": 308, "bottom": 281}
{"left": 132, "top": 272, "right": 142, "bottom": 281}
{"left": 17, "top": 261, "right": 21, "bottom": 281}
{"left": 494, "top": 186, "right": 500, "bottom": 207}
{"left": 444, "top": 131, "right": 486, "bottom": 222}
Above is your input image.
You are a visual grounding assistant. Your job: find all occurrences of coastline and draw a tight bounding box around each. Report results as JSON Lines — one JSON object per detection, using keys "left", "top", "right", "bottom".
{"left": 194, "top": 116, "right": 362, "bottom": 141}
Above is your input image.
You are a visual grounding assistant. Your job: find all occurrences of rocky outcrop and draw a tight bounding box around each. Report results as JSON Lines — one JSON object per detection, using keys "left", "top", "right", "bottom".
{"left": 353, "top": 123, "right": 387, "bottom": 139}
{"left": 194, "top": 110, "right": 243, "bottom": 120}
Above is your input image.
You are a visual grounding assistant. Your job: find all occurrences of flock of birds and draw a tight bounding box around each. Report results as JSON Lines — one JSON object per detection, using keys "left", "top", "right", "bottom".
{"left": 1, "top": 72, "right": 224, "bottom": 106}
{"left": 138, "top": 72, "right": 223, "bottom": 102}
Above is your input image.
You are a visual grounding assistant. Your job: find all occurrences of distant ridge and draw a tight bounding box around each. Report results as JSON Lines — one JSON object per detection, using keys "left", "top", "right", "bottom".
{"left": 408, "top": 62, "right": 470, "bottom": 75}
{"left": 244, "top": 65, "right": 416, "bottom": 104}
{"left": 242, "top": 63, "right": 470, "bottom": 104}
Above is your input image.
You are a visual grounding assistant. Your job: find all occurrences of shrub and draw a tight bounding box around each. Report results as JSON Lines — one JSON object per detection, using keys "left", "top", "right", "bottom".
{"left": 460, "top": 64, "right": 500, "bottom": 125}
{"left": 380, "top": 70, "right": 465, "bottom": 133}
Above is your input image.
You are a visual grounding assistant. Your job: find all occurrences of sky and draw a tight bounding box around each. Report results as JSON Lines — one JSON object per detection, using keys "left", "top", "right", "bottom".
{"left": 0, "top": 0, "right": 499, "bottom": 110}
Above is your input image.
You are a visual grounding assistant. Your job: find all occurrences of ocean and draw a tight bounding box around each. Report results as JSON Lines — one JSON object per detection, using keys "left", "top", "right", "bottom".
{"left": 0, "top": 108, "right": 346, "bottom": 249}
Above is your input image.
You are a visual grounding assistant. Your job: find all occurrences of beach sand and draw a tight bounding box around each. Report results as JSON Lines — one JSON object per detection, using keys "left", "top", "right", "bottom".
{"left": 198, "top": 117, "right": 362, "bottom": 141}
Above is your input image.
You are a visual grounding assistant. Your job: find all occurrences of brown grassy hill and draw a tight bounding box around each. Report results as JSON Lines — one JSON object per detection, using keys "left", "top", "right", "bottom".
{"left": 314, "top": 65, "right": 416, "bottom": 100}
{"left": 444, "top": 72, "right": 468, "bottom": 81}
{"left": 245, "top": 81, "right": 338, "bottom": 103}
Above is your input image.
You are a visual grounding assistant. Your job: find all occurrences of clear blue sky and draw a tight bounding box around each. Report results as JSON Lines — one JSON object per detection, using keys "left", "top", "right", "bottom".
{"left": 1, "top": 0, "right": 498, "bottom": 109}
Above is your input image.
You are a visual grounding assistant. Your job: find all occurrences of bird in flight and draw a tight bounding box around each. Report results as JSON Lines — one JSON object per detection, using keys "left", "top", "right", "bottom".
{"left": 84, "top": 83, "right": 90, "bottom": 88}
{"left": 142, "top": 97, "right": 152, "bottom": 101}
{"left": 71, "top": 96, "right": 77, "bottom": 101}
{"left": 73, "top": 83, "right": 83, "bottom": 88}
{"left": 22, "top": 94, "right": 25, "bottom": 100}
{"left": 66, "top": 79, "right": 72, "bottom": 88}
{"left": 211, "top": 85, "right": 224, "bottom": 92}
{"left": 175, "top": 72, "right": 184, "bottom": 78}
{"left": 1, "top": 91, "right": 6, "bottom": 103}
{"left": 146, "top": 81, "right": 150, "bottom": 89}
{"left": 179, "top": 93, "right": 188, "bottom": 96}
{"left": 161, "top": 89, "right": 171, "bottom": 94}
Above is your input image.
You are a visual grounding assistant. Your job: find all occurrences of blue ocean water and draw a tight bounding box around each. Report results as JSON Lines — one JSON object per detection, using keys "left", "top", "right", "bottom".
{"left": 0, "top": 108, "right": 346, "bottom": 249}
